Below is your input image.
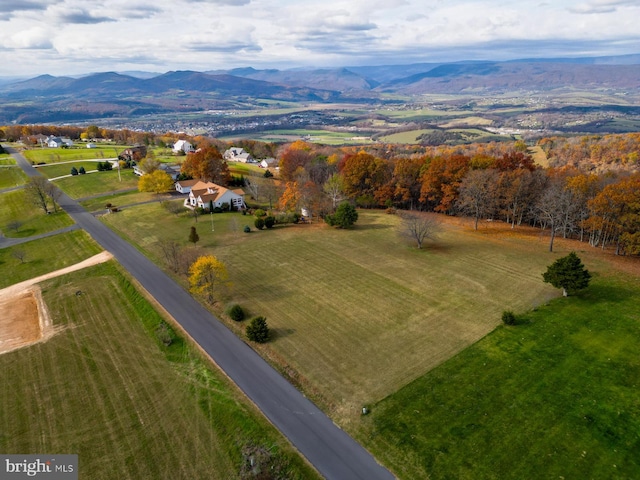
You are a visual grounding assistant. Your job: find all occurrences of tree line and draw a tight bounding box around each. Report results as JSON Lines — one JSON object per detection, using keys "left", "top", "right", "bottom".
{"left": 271, "top": 140, "right": 640, "bottom": 255}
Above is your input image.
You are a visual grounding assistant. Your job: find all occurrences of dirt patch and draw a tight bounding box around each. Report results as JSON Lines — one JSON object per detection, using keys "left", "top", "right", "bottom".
{"left": 0, "top": 290, "right": 41, "bottom": 353}
{"left": 0, "top": 251, "right": 112, "bottom": 355}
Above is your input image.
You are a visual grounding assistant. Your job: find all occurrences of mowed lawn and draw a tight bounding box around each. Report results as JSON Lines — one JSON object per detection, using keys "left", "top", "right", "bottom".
{"left": 0, "top": 166, "right": 28, "bottom": 188}
{"left": 53, "top": 169, "right": 139, "bottom": 199}
{"left": 0, "top": 189, "right": 75, "bottom": 238}
{"left": 35, "top": 161, "right": 107, "bottom": 179}
{"left": 23, "top": 146, "right": 119, "bottom": 164}
{"left": 0, "top": 263, "right": 318, "bottom": 480}
{"left": 102, "top": 206, "right": 561, "bottom": 419}
{"left": 358, "top": 270, "right": 640, "bottom": 479}
{"left": 0, "top": 230, "right": 102, "bottom": 288}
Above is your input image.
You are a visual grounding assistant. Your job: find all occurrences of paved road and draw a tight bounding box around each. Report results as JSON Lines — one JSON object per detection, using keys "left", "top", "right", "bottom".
{"left": 6, "top": 146, "right": 395, "bottom": 480}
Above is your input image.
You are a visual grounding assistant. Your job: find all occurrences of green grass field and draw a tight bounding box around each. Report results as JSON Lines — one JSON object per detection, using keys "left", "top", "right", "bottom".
{"left": 0, "top": 189, "right": 74, "bottom": 238}
{"left": 0, "top": 166, "right": 28, "bottom": 188}
{"left": 0, "top": 153, "right": 16, "bottom": 165}
{"left": 0, "top": 230, "right": 102, "bottom": 288}
{"left": 53, "top": 169, "right": 139, "bottom": 199}
{"left": 224, "top": 129, "right": 373, "bottom": 145}
{"left": 357, "top": 270, "right": 640, "bottom": 479}
{"left": 80, "top": 191, "right": 163, "bottom": 213}
{"left": 35, "top": 161, "right": 107, "bottom": 179}
{"left": 0, "top": 262, "right": 319, "bottom": 480}
{"left": 23, "top": 146, "right": 120, "bottom": 164}
{"left": 101, "top": 207, "right": 566, "bottom": 420}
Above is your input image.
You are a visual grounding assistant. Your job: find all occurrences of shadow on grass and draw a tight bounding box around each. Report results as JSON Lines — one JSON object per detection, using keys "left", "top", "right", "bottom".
{"left": 270, "top": 328, "right": 296, "bottom": 341}
{"left": 575, "top": 282, "right": 633, "bottom": 305}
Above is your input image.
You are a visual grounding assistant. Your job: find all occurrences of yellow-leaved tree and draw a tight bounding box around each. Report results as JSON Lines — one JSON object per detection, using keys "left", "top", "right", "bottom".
{"left": 188, "top": 255, "right": 229, "bottom": 304}
{"left": 138, "top": 170, "right": 174, "bottom": 194}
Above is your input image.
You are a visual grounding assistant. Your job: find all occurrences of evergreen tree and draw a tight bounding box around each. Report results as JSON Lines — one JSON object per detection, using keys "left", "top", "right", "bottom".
{"left": 542, "top": 252, "right": 591, "bottom": 296}
{"left": 188, "top": 226, "right": 200, "bottom": 245}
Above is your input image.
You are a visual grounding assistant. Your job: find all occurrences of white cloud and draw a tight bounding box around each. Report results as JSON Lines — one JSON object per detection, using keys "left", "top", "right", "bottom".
{"left": 0, "top": 0, "right": 638, "bottom": 76}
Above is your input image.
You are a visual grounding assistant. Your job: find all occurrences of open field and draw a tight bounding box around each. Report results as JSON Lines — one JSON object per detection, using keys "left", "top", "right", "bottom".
{"left": 0, "top": 189, "right": 74, "bottom": 238}
{"left": 35, "top": 161, "right": 108, "bottom": 179}
{"left": 80, "top": 191, "right": 164, "bottom": 213}
{"left": 0, "top": 152, "right": 16, "bottom": 165}
{"left": 0, "top": 166, "right": 28, "bottom": 188}
{"left": 101, "top": 206, "right": 566, "bottom": 420}
{"left": 0, "top": 261, "right": 319, "bottom": 479}
{"left": 223, "top": 129, "right": 374, "bottom": 145}
{"left": 357, "top": 269, "right": 640, "bottom": 479}
{"left": 53, "top": 169, "right": 139, "bottom": 199}
{"left": 23, "top": 145, "right": 121, "bottom": 164}
{"left": 0, "top": 230, "right": 102, "bottom": 288}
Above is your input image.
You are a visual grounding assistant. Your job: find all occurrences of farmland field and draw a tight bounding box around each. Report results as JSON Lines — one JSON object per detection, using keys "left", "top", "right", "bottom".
{"left": 224, "top": 129, "right": 373, "bottom": 145}
{"left": 101, "top": 206, "right": 564, "bottom": 421}
{"left": 0, "top": 262, "right": 319, "bottom": 480}
{"left": 357, "top": 269, "right": 640, "bottom": 479}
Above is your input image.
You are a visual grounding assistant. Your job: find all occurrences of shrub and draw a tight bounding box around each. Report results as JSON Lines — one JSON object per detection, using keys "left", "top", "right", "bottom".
{"left": 227, "top": 304, "right": 245, "bottom": 322}
{"left": 264, "top": 216, "right": 276, "bottom": 229}
{"left": 254, "top": 209, "right": 266, "bottom": 218}
{"left": 213, "top": 206, "right": 223, "bottom": 213}
{"left": 70, "top": 166, "right": 78, "bottom": 176}
{"left": 155, "top": 321, "right": 175, "bottom": 346}
{"left": 502, "top": 310, "right": 517, "bottom": 325}
{"left": 325, "top": 202, "right": 358, "bottom": 228}
{"left": 243, "top": 225, "right": 251, "bottom": 233}
{"left": 254, "top": 218, "right": 265, "bottom": 230}
{"left": 78, "top": 166, "right": 86, "bottom": 174}
{"left": 263, "top": 169, "right": 273, "bottom": 178}
{"left": 246, "top": 316, "right": 269, "bottom": 343}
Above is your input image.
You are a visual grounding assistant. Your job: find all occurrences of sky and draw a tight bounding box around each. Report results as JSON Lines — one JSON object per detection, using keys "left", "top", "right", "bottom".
{"left": 0, "top": 0, "right": 639, "bottom": 77}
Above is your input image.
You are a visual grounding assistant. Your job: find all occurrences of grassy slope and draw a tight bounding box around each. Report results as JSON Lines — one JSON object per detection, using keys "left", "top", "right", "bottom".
{"left": 0, "top": 230, "right": 102, "bottom": 288}
{"left": 358, "top": 270, "right": 640, "bottom": 479}
{"left": 0, "top": 189, "right": 74, "bottom": 238}
{"left": 0, "top": 262, "right": 319, "bottom": 480}
{"left": 0, "top": 166, "right": 28, "bottom": 188}
{"left": 53, "top": 169, "right": 139, "bottom": 199}
{"left": 101, "top": 206, "right": 561, "bottom": 420}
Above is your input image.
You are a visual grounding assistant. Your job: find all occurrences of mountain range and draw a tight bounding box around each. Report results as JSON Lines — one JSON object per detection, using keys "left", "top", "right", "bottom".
{"left": 1, "top": 54, "right": 639, "bottom": 124}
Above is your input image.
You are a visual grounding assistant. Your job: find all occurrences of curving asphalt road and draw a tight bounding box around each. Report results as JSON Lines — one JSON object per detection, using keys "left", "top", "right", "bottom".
{"left": 7, "top": 146, "right": 395, "bottom": 480}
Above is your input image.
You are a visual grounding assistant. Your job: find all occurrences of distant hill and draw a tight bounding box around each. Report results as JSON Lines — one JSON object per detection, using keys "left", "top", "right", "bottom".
{"left": 0, "top": 53, "right": 639, "bottom": 123}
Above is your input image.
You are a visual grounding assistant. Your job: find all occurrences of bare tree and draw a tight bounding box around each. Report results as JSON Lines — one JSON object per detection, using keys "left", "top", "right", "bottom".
{"left": 456, "top": 169, "right": 499, "bottom": 230}
{"left": 158, "top": 240, "right": 182, "bottom": 273}
{"left": 323, "top": 173, "right": 345, "bottom": 209}
{"left": 536, "top": 176, "right": 579, "bottom": 252}
{"left": 12, "top": 249, "right": 27, "bottom": 264}
{"left": 398, "top": 211, "right": 442, "bottom": 249}
{"left": 24, "top": 177, "right": 50, "bottom": 214}
{"left": 45, "top": 182, "right": 63, "bottom": 213}
{"left": 6, "top": 220, "right": 23, "bottom": 233}
{"left": 245, "top": 175, "right": 262, "bottom": 202}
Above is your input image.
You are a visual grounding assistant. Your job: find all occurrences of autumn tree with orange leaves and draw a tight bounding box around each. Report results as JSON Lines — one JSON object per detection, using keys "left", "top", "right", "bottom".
{"left": 180, "top": 145, "right": 229, "bottom": 184}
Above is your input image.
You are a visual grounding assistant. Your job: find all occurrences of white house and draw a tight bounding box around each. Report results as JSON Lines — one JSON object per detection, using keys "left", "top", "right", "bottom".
{"left": 173, "top": 140, "right": 194, "bottom": 154}
{"left": 47, "top": 136, "right": 74, "bottom": 148}
{"left": 174, "top": 179, "right": 200, "bottom": 194}
{"left": 223, "top": 147, "right": 253, "bottom": 163}
{"left": 186, "top": 181, "right": 246, "bottom": 210}
{"left": 260, "top": 158, "right": 277, "bottom": 169}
